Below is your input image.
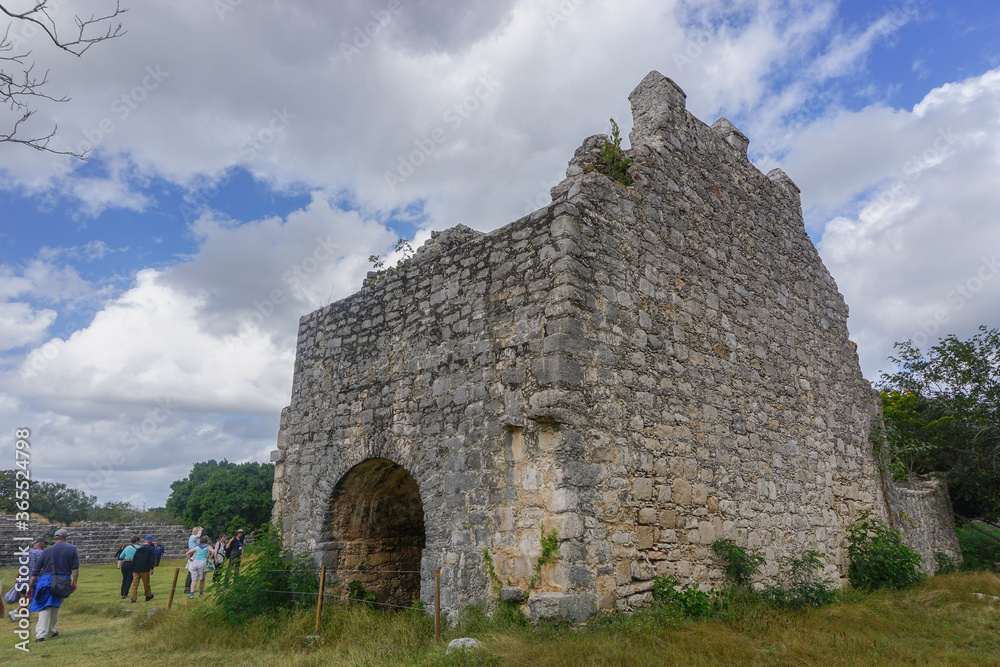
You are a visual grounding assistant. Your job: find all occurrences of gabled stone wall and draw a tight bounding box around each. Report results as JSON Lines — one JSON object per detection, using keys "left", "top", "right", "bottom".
{"left": 272, "top": 70, "right": 961, "bottom": 619}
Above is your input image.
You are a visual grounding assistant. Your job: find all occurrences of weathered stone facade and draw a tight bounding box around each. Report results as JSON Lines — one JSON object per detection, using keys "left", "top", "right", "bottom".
{"left": 271, "top": 71, "right": 960, "bottom": 618}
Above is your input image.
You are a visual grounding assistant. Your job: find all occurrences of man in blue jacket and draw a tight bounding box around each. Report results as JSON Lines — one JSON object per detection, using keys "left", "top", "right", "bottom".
{"left": 28, "top": 528, "right": 79, "bottom": 642}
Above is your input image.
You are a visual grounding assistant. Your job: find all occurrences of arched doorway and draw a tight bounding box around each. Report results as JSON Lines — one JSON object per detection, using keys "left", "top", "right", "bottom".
{"left": 327, "top": 458, "right": 425, "bottom": 608}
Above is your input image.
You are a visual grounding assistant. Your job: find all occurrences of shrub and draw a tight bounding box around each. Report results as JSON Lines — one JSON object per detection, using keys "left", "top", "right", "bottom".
{"left": 347, "top": 580, "right": 377, "bottom": 604}
{"left": 712, "top": 539, "right": 764, "bottom": 590}
{"left": 957, "top": 521, "right": 1000, "bottom": 570}
{"left": 846, "top": 509, "right": 924, "bottom": 590}
{"left": 651, "top": 575, "right": 721, "bottom": 618}
{"left": 208, "top": 523, "right": 318, "bottom": 624}
{"left": 761, "top": 551, "right": 837, "bottom": 609}
{"left": 599, "top": 118, "right": 632, "bottom": 186}
{"left": 934, "top": 552, "right": 959, "bottom": 575}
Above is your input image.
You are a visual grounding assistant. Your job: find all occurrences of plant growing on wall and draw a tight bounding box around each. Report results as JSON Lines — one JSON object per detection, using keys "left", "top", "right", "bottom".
{"left": 528, "top": 527, "right": 561, "bottom": 590}
{"left": 760, "top": 551, "right": 836, "bottom": 609}
{"left": 599, "top": 118, "right": 632, "bottom": 186}
{"left": 365, "top": 238, "right": 414, "bottom": 286}
{"left": 711, "top": 539, "right": 764, "bottom": 590}
{"left": 483, "top": 548, "right": 505, "bottom": 597}
{"left": 651, "top": 575, "right": 722, "bottom": 618}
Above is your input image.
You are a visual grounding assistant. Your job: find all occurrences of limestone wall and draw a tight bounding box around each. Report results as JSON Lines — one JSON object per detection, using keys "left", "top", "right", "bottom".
{"left": 273, "top": 70, "right": 958, "bottom": 618}
{"left": 0, "top": 516, "right": 190, "bottom": 568}
{"left": 273, "top": 217, "right": 571, "bottom": 611}
{"left": 885, "top": 476, "right": 962, "bottom": 573}
{"left": 533, "top": 73, "right": 888, "bottom": 610}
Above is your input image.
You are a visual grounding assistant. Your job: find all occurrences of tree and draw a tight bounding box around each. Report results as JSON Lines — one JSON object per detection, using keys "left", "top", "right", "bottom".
{"left": 879, "top": 326, "right": 1000, "bottom": 526}
{"left": 1, "top": 1, "right": 125, "bottom": 156}
{"left": 0, "top": 469, "right": 96, "bottom": 523}
{"left": 165, "top": 460, "right": 275, "bottom": 537}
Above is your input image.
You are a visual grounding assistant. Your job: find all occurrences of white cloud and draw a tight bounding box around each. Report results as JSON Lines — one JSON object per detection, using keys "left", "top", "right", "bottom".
{"left": 794, "top": 67, "right": 1000, "bottom": 377}
{"left": 9, "top": 193, "right": 398, "bottom": 414}
{"left": 0, "top": 302, "right": 56, "bottom": 352}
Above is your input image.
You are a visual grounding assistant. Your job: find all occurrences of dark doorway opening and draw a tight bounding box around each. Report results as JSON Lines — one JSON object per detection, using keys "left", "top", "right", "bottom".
{"left": 327, "top": 458, "right": 425, "bottom": 608}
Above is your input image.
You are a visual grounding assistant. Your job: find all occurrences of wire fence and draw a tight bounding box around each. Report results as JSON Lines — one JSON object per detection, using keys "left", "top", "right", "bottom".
{"left": 163, "top": 565, "right": 443, "bottom": 638}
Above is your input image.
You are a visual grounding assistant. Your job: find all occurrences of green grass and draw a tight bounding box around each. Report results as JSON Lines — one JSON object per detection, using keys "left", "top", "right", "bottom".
{"left": 1, "top": 562, "right": 998, "bottom": 665}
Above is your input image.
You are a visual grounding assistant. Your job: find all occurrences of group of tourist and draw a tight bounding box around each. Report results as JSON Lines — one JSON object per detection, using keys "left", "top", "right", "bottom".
{"left": 115, "top": 526, "right": 246, "bottom": 601}
{"left": 178, "top": 526, "right": 246, "bottom": 598}
{"left": 0, "top": 525, "right": 249, "bottom": 645}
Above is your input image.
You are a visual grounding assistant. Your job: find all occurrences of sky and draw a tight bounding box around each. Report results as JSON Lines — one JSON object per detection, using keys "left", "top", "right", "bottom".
{"left": 1, "top": 0, "right": 998, "bottom": 509}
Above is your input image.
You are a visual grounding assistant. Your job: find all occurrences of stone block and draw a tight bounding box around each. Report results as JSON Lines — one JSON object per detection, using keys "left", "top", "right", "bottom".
{"left": 633, "top": 478, "right": 654, "bottom": 501}
{"left": 637, "top": 526, "right": 655, "bottom": 550}
{"left": 528, "top": 593, "right": 598, "bottom": 623}
{"left": 673, "top": 479, "right": 692, "bottom": 506}
{"left": 638, "top": 508, "right": 658, "bottom": 525}
{"left": 500, "top": 586, "right": 527, "bottom": 603}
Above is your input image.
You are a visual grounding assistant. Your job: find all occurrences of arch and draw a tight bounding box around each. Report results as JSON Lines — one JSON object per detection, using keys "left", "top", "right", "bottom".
{"left": 325, "top": 458, "right": 426, "bottom": 608}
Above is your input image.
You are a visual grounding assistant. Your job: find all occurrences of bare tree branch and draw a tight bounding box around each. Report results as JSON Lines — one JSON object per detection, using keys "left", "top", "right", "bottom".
{"left": 0, "top": 1, "right": 126, "bottom": 158}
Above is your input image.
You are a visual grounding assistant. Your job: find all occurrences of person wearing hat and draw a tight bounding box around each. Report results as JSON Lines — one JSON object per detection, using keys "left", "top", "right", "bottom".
{"left": 224, "top": 529, "right": 245, "bottom": 582}
{"left": 129, "top": 535, "right": 156, "bottom": 603}
{"left": 28, "top": 528, "right": 78, "bottom": 642}
{"left": 6, "top": 536, "right": 46, "bottom": 622}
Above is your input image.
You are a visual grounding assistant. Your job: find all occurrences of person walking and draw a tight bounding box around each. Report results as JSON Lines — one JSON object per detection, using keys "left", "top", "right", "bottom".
{"left": 212, "top": 533, "right": 227, "bottom": 583}
{"left": 153, "top": 541, "right": 165, "bottom": 567}
{"left": 117, "top": 535, "right": 139, "bottom": 600}
{"left": 28, "top": 528, "right": 79, "bottom": 642}
{"left": 184, "top": 536, "right": 216, "bottom": 598}
{"left": 184, "top": 526, "right": 202, "bottom": 594}
{"left": 129, "top": 535, "right": 156, "bottom": 603}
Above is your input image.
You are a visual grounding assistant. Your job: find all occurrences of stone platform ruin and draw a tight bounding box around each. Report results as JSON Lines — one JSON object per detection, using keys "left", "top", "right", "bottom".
{"left": 270, "top": 71, "right": 960, "bottom": 619}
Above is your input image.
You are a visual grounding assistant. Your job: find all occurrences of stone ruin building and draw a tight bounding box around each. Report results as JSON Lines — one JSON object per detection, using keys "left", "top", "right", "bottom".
{"left": 270, "top": 71, "right": 960, "bottom": 620}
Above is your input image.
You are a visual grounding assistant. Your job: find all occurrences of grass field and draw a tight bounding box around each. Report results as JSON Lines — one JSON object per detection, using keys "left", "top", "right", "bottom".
{"left": 1, "top": 561, "right": 998, "bottom": 666}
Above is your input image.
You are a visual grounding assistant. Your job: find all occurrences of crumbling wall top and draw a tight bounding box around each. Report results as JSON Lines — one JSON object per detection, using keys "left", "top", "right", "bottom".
{"left": 628, "top": 70, "right": 687, "bottom": 148}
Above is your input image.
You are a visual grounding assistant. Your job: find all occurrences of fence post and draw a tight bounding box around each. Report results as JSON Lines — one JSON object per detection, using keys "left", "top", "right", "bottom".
{"left": 167, "top": 568, "right": 179, "bottom": 610}
{"left": 434, "top": 569, "right": 441, "bottom": 642}
{"left": 314, "top": 565, "right": 326, "bottom": 633}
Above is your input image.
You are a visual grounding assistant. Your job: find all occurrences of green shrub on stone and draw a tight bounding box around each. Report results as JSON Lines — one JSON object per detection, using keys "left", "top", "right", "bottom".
{"left": 651, "top": 575, "right": 722, "bottom": 618}
{"left": 711, "top": 539, "right": 764, "bottom": 590}
{"left": 348, "top": 579, "right": 377, "bottom": 604}
{"left": 846, "top": 509, "right": 924, "bottom": 591}
{"left": 599, "top": 118, "right": 632, "bottom": 186}
{"left": 760, "top": 551, "right": 837, "bottom": 609}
